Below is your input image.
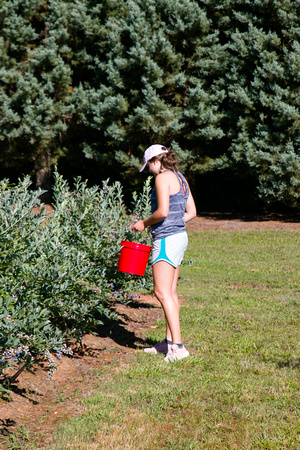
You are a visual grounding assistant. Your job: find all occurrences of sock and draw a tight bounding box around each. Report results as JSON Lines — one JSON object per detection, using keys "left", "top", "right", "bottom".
{"left": 166, "top": 339, "right": 172, "bottom": 345}
{"left": 175, "top": 343, "right": 184, "bottom": 349}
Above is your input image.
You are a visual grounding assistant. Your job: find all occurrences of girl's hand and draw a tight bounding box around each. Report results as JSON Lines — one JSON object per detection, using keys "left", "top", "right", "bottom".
{"left": 132, "top": 220, "right": 145, "bottom": 232}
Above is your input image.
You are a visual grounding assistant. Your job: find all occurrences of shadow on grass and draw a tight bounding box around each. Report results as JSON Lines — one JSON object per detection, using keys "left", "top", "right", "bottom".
{"left": 142, "top": 337, "right": 162, "bottom": 347}
{"left": 276, "top": 358, "right": 300, "bottom": 369}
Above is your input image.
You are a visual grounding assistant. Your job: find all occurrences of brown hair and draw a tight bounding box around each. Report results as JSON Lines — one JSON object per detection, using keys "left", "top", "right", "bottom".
{"left": 149, "top": 148, "right": 179, "bottom": 172}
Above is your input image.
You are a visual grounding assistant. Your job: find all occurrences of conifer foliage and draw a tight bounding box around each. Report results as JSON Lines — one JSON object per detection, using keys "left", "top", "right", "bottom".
{"left": 207, "top": 0, "right": 300, "bottom": 206}
{"left": 0, "top": 0, "right": 74, "bottom": 192}
{"left": 0, "top": 0, "right": 299, "bottom": 208}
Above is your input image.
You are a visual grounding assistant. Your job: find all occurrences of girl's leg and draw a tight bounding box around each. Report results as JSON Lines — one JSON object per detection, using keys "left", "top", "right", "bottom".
{"left": 165, "top": 265, "right": 181, "bottom": 341}
{"left": 152, "top": 261, "right": 182, "bottom": 344}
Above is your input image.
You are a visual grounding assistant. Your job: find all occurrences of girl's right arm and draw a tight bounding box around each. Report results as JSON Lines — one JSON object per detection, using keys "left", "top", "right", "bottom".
{"left": 132, "top": 172, "right": 170, "bottom": 231}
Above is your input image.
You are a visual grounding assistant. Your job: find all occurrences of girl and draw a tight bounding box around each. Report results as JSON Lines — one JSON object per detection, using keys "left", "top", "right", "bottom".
{"left": 132, "top": 144, "right": 196, "bottom": 362}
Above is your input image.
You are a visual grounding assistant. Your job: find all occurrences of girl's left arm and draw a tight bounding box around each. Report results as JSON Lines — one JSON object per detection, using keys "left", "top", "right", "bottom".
{"left": 184, "top": 183, "right": 197, "bottom": 223}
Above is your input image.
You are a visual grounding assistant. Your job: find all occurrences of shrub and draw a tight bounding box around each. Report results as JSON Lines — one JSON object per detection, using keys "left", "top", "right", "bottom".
{"left": 0, "top": 173, "right": 152, "bottom": 393}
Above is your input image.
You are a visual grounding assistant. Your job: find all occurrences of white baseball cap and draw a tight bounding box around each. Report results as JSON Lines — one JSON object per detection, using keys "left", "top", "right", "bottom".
{"left": 139, "top": 145, "right": 168, "bottom": 172}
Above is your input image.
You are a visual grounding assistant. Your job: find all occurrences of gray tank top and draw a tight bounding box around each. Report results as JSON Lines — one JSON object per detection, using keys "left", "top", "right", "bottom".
{"left": 151, "top": 171, "right": 189, "bottom": 240}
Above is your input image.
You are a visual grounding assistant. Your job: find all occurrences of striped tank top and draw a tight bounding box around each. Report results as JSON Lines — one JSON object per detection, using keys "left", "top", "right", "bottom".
{"left": 151, "top": 171, "right": 189, "bottom": 240}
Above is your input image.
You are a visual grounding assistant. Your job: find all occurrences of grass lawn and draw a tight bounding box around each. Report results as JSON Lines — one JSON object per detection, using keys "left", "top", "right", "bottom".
{"left": 54, "top": 230, "right": 300, "bottom": 449}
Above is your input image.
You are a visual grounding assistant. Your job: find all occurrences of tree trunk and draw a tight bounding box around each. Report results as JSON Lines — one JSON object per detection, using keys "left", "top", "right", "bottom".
{"left": 34, "top": 149, "right": 52, "bottom": 203}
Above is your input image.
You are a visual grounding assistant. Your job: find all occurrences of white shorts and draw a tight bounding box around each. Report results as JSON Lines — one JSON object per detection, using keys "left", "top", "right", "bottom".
{"left": 151, "top": 232, "right": 188, "bottom": 268}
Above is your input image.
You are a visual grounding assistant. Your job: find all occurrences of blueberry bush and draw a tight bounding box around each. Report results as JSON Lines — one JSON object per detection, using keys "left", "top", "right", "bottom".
{"left": 0, "top": 173, "right": 152, "bottom": 394}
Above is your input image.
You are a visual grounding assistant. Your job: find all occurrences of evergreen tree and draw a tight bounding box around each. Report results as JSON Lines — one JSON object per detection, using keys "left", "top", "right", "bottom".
{"left": 73, "top": 0, "right": 226, "bottom": 180}
{"left": 0, "top": 0, "right": 299, "bottom": 208}
{"left": 205, "top": 0, "right": 300, "bottom": 207}
{"left": 73, "top": 0, "right": 299, "bottom": 207}
{"left": 0, "top": 0, "right": 74, "bottom": 194}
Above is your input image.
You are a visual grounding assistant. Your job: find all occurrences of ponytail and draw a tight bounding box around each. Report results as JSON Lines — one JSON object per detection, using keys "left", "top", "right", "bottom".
{"left": 153, "top": 148, "right": 179, "bottom": 172}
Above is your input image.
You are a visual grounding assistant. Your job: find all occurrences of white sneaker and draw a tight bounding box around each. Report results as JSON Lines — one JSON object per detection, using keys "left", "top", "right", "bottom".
{"left": 144, "top": 339, "right": 169, "bottom": 354}
{"left": 164, "top": 344, "right": 189, "bottom": 362}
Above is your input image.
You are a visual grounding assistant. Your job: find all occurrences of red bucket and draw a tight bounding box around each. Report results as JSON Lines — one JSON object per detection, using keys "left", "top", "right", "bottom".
{"left": 118, "top": 241, "right": 151, "bottom": 276}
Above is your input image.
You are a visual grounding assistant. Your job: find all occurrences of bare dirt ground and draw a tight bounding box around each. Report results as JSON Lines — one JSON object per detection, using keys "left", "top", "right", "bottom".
{"left": 186, "top": 211, "right": 300, "bottom": 231}
{"left": 0, "top": 213, "right": 299, "bottom": 449}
